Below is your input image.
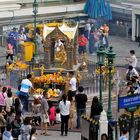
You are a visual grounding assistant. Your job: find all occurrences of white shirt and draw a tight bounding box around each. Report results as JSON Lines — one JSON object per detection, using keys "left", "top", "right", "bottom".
{"left": 20, "top": 79, "right": 32, "bottom": 93}
{"left": 85, "top": 23, "right": 91, "bottom": 31}
{"left": 59, "top": 100, "right": 71, "bottom": 116}
{"left": 128, "top": 55, "right": 137, "bottom": 68}
{"left": 126, "top": 68, "right": 139, "bottom": 78}
{"left": 69, "top": 77, "right": 77, "bottom": 91}
{"left": 56, "top": 113, "right": 61, "bottom": 122}
{"left": 4, "top": 97, "right": 13, "bottom": 112}
{"left": 27, "top": 135, "right": 37, "bottom": 140}
{"left": 18, "top": 34, "right": 26, "bottom": 43}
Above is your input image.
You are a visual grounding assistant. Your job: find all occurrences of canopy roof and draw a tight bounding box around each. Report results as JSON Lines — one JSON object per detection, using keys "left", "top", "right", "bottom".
{"left": 26, "top": 22, "right": 78, "bottom": 40}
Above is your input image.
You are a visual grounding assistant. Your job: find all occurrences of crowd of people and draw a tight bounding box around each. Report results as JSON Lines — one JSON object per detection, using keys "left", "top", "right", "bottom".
{"left": 125, "top": 50, "right": 140, "bottom": 95}
{"left": 0, "top": 67, "right": 107, "bottom": 140}
{"left": 6, "top": 26, "right": 43, "bottom": 62}
{"left": 2, "top": 21, "right": 140, "bottom": 140}
{"left": 0, "top": 84, "right": 38, "bottom": 140}
{"left": 78, "top": 22, "right": 109, "bottom": 56}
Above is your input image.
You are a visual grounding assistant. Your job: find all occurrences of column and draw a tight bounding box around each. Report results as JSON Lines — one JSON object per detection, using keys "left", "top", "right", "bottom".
{"left": 132, "top": 10, "right": 136, "bottom": 41}
{"left": 138, "top": 16, "right": 140, "bottom": 37}
{"left": 99, "top": 110, "right": 108, "bottom": 139}
{"left": 136, "top": 16, "right": 139, "bottom": 37}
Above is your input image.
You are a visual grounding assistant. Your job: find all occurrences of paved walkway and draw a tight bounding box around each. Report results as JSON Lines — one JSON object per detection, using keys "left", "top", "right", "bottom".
{"left": 0, "top": 35, "right": 140, "bottom": 67}
{"left": 36, "top": 130, "right": 81, "bottom": 140}
{"left": 88, "top": 36, "right": 140, "bottom": 67}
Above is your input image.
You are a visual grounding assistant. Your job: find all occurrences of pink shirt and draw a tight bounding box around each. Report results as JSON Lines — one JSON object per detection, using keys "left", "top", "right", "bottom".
{"left": 49, "top": 106, "right": 56, "bottom": 121}
{"left": 7, "top": 43, "right": 13, "bottom": 54}
{"left": 0, "top": 92, "right": 7, "bottom": 106}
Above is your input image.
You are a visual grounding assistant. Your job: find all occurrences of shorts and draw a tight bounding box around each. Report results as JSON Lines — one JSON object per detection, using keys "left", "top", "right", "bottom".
{"left": 78, "top": 46, "right": 86, "bottom": 54}
{"left": 41, "top": 114, "right": 49, "bottom": 123}
{"left": 71, "top": 90, "right": 76, "bottom": 97}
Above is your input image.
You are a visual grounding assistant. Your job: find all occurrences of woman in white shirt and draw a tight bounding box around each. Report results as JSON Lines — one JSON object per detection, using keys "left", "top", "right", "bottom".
{"left": 59, "top": 94, "right": 71, "bottom": 136}
{"left": 4, "top": 90, "right": 13, "bottom": 112}
{"left": 125, "top": 50, "right": 137, "bottom": 68}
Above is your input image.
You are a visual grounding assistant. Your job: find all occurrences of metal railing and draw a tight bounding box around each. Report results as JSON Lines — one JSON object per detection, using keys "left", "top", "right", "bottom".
{"left": 119, "top": 114, "right": 140, "bottom": 140}
{"left": 0, "top": 35, "right": 8, "bottom": 48}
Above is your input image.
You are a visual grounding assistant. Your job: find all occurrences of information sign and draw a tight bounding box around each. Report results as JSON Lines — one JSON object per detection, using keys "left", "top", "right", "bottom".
{"left": 118, "top": 94, "right": 140, "bottom": 109}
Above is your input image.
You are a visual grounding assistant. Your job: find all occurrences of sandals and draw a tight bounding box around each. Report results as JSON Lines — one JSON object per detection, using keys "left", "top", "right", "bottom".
{"left": 44, "top": 133, "right": 51, "bottom": 136}
{"left": 40, "top": 132, "right": 45, "bottom": 135}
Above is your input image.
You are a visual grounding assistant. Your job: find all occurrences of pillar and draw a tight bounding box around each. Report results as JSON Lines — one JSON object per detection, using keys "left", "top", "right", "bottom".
{"left": 132, "top": 9, "right": 136, "bottom": 41}
{"left": 99, "top": 110, "right": 108, "bottom": 139}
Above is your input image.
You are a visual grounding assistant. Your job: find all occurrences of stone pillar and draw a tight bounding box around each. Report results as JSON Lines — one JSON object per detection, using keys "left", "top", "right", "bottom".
{"left": 44, "top": 47, "right": 50, "bottom": 69}
{"left": 99, "top": 110, "right": 108, "bottom": 139}
{"left": 132, "top": 9, "right": 136, "bottom": 41}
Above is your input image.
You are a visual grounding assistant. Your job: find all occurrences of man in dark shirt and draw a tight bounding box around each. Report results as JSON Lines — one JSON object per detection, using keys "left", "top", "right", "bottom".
{"left": 75, "top": 86, "right": 87, "bottom": 129}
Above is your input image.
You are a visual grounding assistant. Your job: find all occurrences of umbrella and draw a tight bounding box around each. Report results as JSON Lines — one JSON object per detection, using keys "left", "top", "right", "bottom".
{"left": 84, "top": 0, "right": 108, "bottom": 19}
{"left": 84, "top": 0, "right": 90, "bottom": 14}
{"left": 84, "top": 0, "right": 99, "bottom": 19}
{"left": 105, "top": 0, "right": 112, "bottom": 20}
{"left": 98, "top": 0, "right": 107, "bottom": 17}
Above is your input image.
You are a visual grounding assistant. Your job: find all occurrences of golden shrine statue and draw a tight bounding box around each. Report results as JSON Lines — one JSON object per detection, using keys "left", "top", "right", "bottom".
{"left": 43, "top": 22, "right": 78, "bottom": 70}
{"left": 54, "top": 40, "right": 67, "bottom": 65}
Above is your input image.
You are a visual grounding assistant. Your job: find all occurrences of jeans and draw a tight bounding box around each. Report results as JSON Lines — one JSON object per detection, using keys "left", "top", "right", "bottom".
{"left": 105, "top": 36, "right": 109, "bottom": 48}
{"left": 19, "top": 94, "right": 29, "bottom": 113}
{"left": 76, "top": 108, "right": 86, "bottom": 128}
{"left": 61, "top": 115, "right": 69, "bottom": 135}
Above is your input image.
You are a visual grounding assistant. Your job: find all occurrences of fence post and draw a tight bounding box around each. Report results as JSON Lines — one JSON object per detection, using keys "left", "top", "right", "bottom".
{"left": 99, "top": 110, "right": 108, "bottom": 139}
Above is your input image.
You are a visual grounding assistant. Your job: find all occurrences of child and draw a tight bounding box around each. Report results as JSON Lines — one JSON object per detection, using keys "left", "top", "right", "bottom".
{"left": 6, "top": 40, "right": 14, "bottom": 61}
{"left": 55, "top": 108, "right": 61, "bottom": 124}
{"left": 48, "top": 101, "right": 56, "bottom": 126}
{"left": 32, "top": 98, "right": 41, "bottom": 126}
{"left": 69, "top": 99, "right": 76, "bottom": 129}
{"left": 29, "top": 127, "right": 37, "bottom": 140}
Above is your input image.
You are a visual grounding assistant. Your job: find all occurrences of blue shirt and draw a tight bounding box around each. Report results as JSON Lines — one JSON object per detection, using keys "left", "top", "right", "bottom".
{"left": 8, "top": 31, "right": 18, "bottom": 44}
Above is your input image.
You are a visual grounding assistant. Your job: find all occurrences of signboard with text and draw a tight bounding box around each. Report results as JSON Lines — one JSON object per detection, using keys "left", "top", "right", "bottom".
{"left": 118, "top": 94, "right": 140, "bottom": 109}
